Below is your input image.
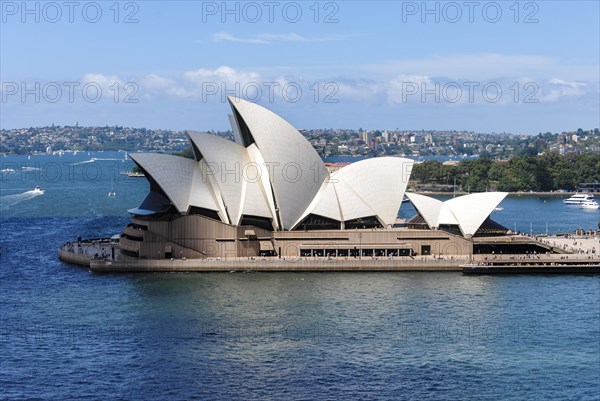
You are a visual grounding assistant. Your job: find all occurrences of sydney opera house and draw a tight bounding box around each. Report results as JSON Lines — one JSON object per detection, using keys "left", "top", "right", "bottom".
{"left": 118, "top": 98, "right": 509, "bottom": 260}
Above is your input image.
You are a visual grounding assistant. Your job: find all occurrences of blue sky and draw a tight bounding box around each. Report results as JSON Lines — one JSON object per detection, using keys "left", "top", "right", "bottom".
{"left": 1, "top": 1, "right": 599, "bottom": 134}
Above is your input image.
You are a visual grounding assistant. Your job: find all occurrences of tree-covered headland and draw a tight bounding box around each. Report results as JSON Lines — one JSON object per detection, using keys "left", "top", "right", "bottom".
{"left": 410, "top": 153, "right": 600, "bottom": 192}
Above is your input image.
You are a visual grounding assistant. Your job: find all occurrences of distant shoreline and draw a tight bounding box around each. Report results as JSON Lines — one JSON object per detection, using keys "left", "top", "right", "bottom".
{"left": 413, "top": 191, "right": 575, "bottom": 197}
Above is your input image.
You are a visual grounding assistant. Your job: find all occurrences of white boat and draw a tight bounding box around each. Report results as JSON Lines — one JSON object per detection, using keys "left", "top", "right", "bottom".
{"left": 122, "top": 171, "right": 145, "bottom": 177}
{"left": 108, "top": 179, "right": 116, "bottom": 197}
{"left": 563, "top": 193, "right": 595, "bottom": 205}
{"left": 33, "top": 186, "right": 44, "bottom": 194}
{"left": 580, "top": 200, "right": 599, "bottom": 209}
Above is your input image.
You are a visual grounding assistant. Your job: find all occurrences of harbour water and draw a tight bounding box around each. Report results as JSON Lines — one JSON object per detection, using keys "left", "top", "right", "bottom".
{"left": 2, "top": 151, "right": 599, "bottom": 233}
{"left": 1, "top": 152, "right": 599, "bottom": 400}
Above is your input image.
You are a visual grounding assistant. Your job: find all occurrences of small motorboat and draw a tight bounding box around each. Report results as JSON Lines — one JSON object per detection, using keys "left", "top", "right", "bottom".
{"left": 580, "top": 200, "right": 599, "bottom": 210}
{"left": 108, "top": 178, "right": 116, "bottom": 197}
{"left": 33, "top": 186, "right": 44, "bottom": 194}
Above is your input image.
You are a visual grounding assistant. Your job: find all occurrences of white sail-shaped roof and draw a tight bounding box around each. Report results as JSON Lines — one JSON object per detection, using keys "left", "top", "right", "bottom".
{"left": 191, "top": 160, "right": 228, "bottom": 221}
{"left": 243, "top": 144, "right": 278, "bottom": 222}
{"left": 308, "top": 180, "right": 343, "bottom": 222}
{"left": 129, "top": 153, "right": 219, "bottom": 214}
{"left": 332, "top": 178, "right": 377, "bottom": 222}
{"left": 187, "top": 131, "right": 240, "bottom": 224}
{"left": 334, "top": 157, "right": 413, "bottom": 226}
{"left": 438, "top": 203, "right": 459, "bottom": 226}
{"left": 405, "top": 193, "right": 443, "bottom": 228}
{"left": 131, "top": 99, "right": 421, "bottom": 232}
{"left": 228, "top": 114, "right": 243, "bottom": 145}
{"left": 228, "top": 97, "right": 328, "bottom": 229}
{"left": 407, "top": 192, "right": 508, "bottom": 236}
{"left": 443, "top": 192, "right": 508, "bottom": 236}
{"left": 297, "top": 157, "right": 414, "bottom": 227}
{"left": 187, "top": 131, "right": 272, "bottom": 225}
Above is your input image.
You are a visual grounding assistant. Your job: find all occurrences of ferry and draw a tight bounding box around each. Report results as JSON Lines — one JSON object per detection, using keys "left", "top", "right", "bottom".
{"left": 563, "top": 193, "right": 595, "bottom": 205}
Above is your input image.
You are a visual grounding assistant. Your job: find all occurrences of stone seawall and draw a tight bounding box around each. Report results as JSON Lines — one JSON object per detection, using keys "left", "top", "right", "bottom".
{"left": 90, "top": 258, "right": 464, "bottom": 273}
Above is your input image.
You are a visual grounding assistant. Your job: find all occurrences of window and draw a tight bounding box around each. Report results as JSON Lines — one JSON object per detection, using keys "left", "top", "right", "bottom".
{"left": 240, "top": 215, "right": 274, "bottom": 231}
{"left": 295, "top": 214, "right": 341, "bottom": 231}
{"left": 189, "top": 207, "right": 221, "bottom": 221}
{"left": 345, "top": 216, "right": 382, "bottom": 229}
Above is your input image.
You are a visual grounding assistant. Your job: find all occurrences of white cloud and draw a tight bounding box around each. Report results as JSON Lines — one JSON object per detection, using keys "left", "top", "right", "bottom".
{"left": 82, "top": 73, "right": 125, "bottom": 91}
{"left": 79, "top": 64, "right": 597, "bottom": 108}
{"left": 211, "top": 32, "right": 268, "bottom": 44}
{"left": 387, "top": 75, "right": 433, "bottom": 104}
{"left": 184, "top": 66, "right": 261, "bottom": 87}
{"left": 361, "top": 53, "right": 599, "bottom": 82}
{"left": 211, "top": 32, "right": 358, "bottom": 44}
{"left": 137, "top": 67, "right": 265, "bottom": 100}
{"left": 142, "top": 74, "right": 194, "bottom": 98}
{"left": 334, "top": 75, "right": 597, "bottom": 106}
{"left": 538, "top": 78, "right": 590, "bottom": 102}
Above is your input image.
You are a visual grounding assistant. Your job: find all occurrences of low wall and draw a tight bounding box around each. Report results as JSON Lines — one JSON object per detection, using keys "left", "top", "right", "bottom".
{"left": 90, "top": 257, "right": 465, "bottom": 273}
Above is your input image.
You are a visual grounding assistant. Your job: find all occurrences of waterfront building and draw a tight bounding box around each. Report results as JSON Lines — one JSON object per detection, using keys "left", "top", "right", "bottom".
{"left": 577, "top": 182, "right": 600, "bottom": 193}
{"left": 119, "top": 98, "right": 508, "bottom": 260}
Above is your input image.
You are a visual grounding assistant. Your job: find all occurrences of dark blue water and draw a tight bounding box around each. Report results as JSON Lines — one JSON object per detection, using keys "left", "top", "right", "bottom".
{"left": 1, "top": 153, "right": 599, "bottom": 400}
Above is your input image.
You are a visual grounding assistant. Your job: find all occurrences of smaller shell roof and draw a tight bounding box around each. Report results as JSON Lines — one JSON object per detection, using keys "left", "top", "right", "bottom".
{"left": 405, "top": 193, "right": 443, "bottom": 228}
{"left": 406, "top": 192, "right": 508, "bottom": 236}
{"left": 299, "top": 157, "right": 415, "bottom": 227}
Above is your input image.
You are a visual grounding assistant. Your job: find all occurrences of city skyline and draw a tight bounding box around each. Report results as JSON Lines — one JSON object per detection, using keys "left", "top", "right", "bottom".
{"left": 1, "top": 1, "right": 599, "bottom": 134}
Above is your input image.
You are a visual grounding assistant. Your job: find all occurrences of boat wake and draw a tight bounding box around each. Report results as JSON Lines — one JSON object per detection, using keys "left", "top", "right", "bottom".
{"left": 68, "top": 159, "right": 96, "bottom": 166}
{"left": 0, "top": 190, "right": 44, "bottom": 210}
{"left": 68, "top": 157, "right": 126, "bottom": 166}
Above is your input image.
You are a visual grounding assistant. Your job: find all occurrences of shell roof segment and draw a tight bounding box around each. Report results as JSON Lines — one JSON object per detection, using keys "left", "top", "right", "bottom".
{"left": 406, "top": 192, "right": 508, "bottom": 236}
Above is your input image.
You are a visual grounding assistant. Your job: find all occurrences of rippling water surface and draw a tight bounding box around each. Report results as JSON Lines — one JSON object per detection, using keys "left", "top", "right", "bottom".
{"left": 1, "top": 153, "right": 599, "bottom": 400}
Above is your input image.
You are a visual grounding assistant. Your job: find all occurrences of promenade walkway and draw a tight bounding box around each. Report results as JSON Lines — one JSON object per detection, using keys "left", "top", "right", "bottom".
{"left": 537, "top": 234, "right": 599, "bottom": 256}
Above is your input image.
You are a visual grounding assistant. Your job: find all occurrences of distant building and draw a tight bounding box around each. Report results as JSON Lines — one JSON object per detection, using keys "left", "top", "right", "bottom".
{"left": 577, "top": 182, "right": 600, "bottom": 193}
